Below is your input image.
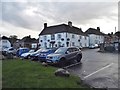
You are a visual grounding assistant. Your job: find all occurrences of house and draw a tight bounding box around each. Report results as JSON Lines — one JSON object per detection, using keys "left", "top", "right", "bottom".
{"left": 102, "top": 32, "right": 120, "bottom": 52}
{"left": 85, "top": 27, "right": 105, "bottom": 46}
{"left": 0, "top": 36, "right": 11, "bottom": 51}
{"left": 39, "top": 21, "right": 89, "bottom": 48}
{"left": 13, "top": 35, "right": 39, "bottom": 49}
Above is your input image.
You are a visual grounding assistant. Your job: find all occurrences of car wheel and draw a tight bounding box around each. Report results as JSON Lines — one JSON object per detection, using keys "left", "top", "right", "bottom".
{"left": 59, "top": 58, "right": 66, "bottom": 67}
{"left": 76, "top": 54, "right": 82, "bottom": 62}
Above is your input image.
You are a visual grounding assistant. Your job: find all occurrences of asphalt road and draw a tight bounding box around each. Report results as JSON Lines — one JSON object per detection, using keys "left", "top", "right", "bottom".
{"left": 67, "top": 48, "right": 119, "bottom": 88}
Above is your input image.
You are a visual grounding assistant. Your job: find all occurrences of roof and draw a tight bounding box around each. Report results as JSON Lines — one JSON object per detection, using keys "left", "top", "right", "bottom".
{"left": 20, "top": 36, "right": 38, "bottom": 43}
{"left": 85, "top": 28, "right": 105, "bottom": 35}
{"left": 39, "top": 24, "right": 87, "bottom": 36}
{"left": 2, "top": 36, "right": 9, "bottom": 40}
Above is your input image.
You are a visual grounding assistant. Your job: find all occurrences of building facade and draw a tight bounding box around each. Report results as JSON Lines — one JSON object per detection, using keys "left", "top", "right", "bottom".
{"left": 39, "top": 21, "right": 89, "bottom": 48}
{"left": 0, "top": 36, "right": 11, "bottom": 51}
{"left": 85, "top": 27, "right": 105, "bottom": 46}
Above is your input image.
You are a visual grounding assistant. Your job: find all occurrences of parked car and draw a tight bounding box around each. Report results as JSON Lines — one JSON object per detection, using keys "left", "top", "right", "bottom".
{"left": 89, "top": 44, "right": 98, "bottom": 49}
{"left": 16, "top": 48, "right": 29, "bottom": 57}
{"left": 38, "top": 48, "right": 57, "bottom": 62}
{"left": 46, "top": 47, "right": 82, "bottom": 67}
{"left": 6, "top": 47, "right": 17, "bottom": 55}
{"left": 21, "top": 50, "right": 35, "bottom": 59}
{"left": 30, "top": 48, "right": 45, "bottom": 60}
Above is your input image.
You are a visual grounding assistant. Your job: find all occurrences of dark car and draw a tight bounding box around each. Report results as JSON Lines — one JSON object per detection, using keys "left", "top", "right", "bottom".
{"left": 38, "top": 48, "right": 57, "bottom": 62}
{"left": 46, "top": 47, "right": 82, "bottom": 67}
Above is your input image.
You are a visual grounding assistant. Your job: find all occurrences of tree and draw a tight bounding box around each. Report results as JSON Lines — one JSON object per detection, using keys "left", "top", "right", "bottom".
{"left": 9, "top": 35, "right": 18, "bottom": 46}
{"left": 115, "top": 31, "right": 120, "bottom": 38}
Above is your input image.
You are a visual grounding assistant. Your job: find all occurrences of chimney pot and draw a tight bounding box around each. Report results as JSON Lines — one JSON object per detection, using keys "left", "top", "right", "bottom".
{"left": 44, "top": 23, "right": 47, "bottom": 28}
{"left": 68, "top": 21, "right": 72, "bottom": 27}
{"left": 97, "top": 27, "right": 100, "bottom": 32}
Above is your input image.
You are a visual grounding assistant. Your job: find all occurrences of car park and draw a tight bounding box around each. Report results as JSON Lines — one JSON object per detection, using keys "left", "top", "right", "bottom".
{"left": 38, "top": 48, "right": 57, "bottom": 62}
{"left": 21, "top": 50, "right": 35, "bottom": 59}
{"left": 46, "top": 47, "right": 82, "bottom": 67}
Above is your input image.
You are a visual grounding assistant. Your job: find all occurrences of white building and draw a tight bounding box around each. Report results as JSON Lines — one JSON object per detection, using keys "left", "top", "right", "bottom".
{"left": 39, "top": 21, "right": 89, "bottom": 48}
{"left": 0, "top": 36, "right": 11, "bottom": 51}
{"left": 85, "top": 27, "right": 105, "bottom": 46}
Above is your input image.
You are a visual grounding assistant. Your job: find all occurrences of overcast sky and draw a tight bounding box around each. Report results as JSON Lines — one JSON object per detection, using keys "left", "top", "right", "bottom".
{"left": 0, "top": 0, "right": 118, "bottom": 39}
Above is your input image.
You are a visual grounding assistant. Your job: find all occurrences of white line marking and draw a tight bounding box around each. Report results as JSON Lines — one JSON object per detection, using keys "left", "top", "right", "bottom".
{"left": 83, "top": 63, "right": 114, "bottom": 80}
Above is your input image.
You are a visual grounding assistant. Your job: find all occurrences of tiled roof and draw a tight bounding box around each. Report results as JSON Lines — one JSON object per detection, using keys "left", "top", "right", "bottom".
{"left": 39, "top": 24, "right": 87, "bottom": 36}
{"left": 85, "top": 28, "right": 105, "bottom": 35}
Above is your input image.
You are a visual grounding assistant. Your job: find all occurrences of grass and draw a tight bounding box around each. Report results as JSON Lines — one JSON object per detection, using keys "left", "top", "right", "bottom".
{"left": 2, "top": 59, "right": 89, "bottom": 88}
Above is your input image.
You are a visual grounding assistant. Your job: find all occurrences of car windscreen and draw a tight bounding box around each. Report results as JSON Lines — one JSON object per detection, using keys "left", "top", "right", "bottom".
{"left": 54, "top": 47, "right": 67, "bottom": 54}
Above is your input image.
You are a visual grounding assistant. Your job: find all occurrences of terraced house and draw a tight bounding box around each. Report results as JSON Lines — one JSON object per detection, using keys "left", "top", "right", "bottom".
{"left": 85, "top": 27, "right": 105, "bottom": 47}
{"left": 39, "top": 21, "right": 89, "bottom": 48}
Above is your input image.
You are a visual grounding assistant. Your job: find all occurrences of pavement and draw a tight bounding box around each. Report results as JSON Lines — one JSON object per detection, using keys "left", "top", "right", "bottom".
{"left": 66, "top": 48, "right": 119, "bottom": 88}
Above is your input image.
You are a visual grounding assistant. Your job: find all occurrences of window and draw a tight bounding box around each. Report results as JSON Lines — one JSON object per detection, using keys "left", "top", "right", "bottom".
{"left": 51, "top": 34, "right": 55, "bottom": 40}
{"left": 72, "top": 48, "right": 79, "bottom": 52}
{"left": 49, "top": 43, "right": 51, "bottom": 48}
{"left": 79, "top": 36, "right": 82, "bottom": 39}
{"left": 96, "top": 36, "right": 97, "bottom": 39}
{"left": 72, "top": 34, "right": 75, "bottom": 38}
{"left": 44, "top": 36, "right": 47, "bottom": 41}
{"left": 72, "top": 42, "right": 75, "bottom": 46}
{"left": 95, "top": 40, "right": 98, "bottom": 44}
{"left": 58, "top": 42, "right": 61, "bottom": 47}
{"left": 80, "top": 43, "right": 82, "bottom": 47}
{"left": 57, "top": 34, "right": 61, "bottom": 39}
{"left": 67, "top": 48, "right": 73, "bottom": 53}
{"left": 84, "top": 36, "right": 87, "bottom": 40}
{"left": 85, "top": 43, "right": 87, "bottom": 47}
{"left": 44, "top": 42, "right": 47, "bottom": 48}
{"left": 2, "top": 40, "right": 7, "bottom": 43}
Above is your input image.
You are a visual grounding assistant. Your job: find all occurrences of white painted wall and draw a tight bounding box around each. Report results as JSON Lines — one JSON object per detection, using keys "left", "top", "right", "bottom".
{"left": 0, "top": 39, "right": 11, "bottom": 51}
{"left": 39, "top": 32, "right": 89, "bottom": 48}
{"left": 88, "top": 34, "right": 104, "bottom": 46}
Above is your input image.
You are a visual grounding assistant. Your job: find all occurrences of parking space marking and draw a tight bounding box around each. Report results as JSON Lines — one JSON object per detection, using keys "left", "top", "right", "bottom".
{"left": 83, "top": 63, "right": 114, "bottom": 80}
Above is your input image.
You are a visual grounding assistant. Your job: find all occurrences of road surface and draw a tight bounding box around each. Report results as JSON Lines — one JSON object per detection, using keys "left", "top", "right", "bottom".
{"left": 67, "top": 49, "right": 119, "bottom": 88}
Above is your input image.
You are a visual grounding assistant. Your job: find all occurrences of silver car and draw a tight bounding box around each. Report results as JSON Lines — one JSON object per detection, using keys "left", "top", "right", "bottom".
{"left": 46, "top": 47, "right": 82, "bottom": 67}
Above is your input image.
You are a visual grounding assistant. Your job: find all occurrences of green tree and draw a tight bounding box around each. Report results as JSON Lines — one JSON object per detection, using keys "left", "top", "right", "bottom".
{"left": 9, "top": 35, "right": 18, "bottom": 46}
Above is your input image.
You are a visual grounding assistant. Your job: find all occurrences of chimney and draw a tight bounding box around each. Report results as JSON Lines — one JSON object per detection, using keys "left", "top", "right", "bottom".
{"left": 97, "top": 27, "right": 100, "bottom": 32}
{"left": 68, "top": 21, "right": 72, "bottom": 27}
{"left": 44, "top": 23, "right": 47, "bottom": 28}
{"left": 28, "top": 35, "right": 31, "bottom": 38}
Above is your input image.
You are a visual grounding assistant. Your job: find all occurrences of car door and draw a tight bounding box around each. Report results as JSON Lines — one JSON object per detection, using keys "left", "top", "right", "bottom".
{"left": 72, "top": 47, "right": 79, "bottom": 60}
{"left": 65, "top": 48, "right": 77, "bottom": 61}
{"left": 64, "top": 48, "right": 73, "bottom": 61}
{"left": 70, "top": 47, "right": 79, "bottom": 60}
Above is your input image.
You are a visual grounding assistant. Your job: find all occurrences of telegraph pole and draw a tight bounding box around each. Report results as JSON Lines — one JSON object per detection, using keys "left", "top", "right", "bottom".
{"left": 115, "top": 27, "right": 116, "bottom": 33}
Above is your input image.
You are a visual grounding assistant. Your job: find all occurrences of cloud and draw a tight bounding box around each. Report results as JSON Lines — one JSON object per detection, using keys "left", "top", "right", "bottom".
{"left": 0, "top": 1, "right": 118, "bottom": 38}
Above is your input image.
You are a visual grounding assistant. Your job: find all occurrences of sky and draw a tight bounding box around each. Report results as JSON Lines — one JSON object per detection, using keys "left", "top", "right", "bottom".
{"left": 0, "top": 0, "right": 118, "bottom": 39}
